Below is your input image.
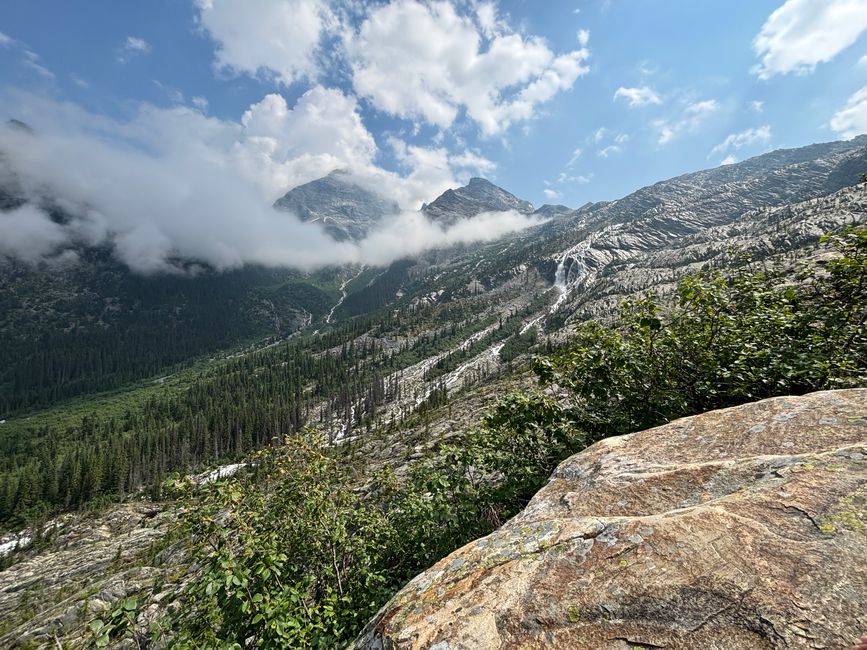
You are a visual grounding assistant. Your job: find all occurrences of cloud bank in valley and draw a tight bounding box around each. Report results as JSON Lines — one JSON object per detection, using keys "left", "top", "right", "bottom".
{"left": 0, "top": 93, "right": 542, "bottom": 273}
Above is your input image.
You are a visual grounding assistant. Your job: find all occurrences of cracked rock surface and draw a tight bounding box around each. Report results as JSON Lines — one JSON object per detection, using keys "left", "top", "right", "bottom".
{"left": 353, "top": 389, "right": 867, "bottom": 649}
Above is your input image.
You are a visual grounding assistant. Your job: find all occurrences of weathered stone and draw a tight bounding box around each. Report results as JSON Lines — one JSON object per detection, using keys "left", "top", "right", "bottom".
{"left": 0, "top": 502, "right": 179, "bottom": 649}
{"left": 354, "top": 389, "right": 867, "bottom": 649}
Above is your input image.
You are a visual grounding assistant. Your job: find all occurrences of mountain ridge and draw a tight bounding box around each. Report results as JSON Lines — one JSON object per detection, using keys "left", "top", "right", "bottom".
{"left": 422, "top": 176, "right": 535, "bottom": 225}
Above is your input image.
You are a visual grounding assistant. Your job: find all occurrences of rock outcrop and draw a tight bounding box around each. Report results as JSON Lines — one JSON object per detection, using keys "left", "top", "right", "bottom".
{"left": 354, "top": 389, "right": 867, "bottom": 649}
{"left": 0, "top": 503, "right": 178, "bottom": 648}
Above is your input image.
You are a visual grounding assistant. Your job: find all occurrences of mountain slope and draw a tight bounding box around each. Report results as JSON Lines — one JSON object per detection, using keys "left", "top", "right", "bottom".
{"left": 1, "top": 137, "right": 867, "bottom": 648}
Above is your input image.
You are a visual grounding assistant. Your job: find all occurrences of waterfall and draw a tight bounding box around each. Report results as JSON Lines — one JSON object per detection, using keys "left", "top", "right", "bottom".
{"left": 553, "top": 256, "right": 568, "bottom": 290}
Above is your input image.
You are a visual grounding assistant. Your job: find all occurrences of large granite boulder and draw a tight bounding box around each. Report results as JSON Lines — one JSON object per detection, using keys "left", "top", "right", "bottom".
{"left": 354, "top": 389, "right": 867, "bottom": 649}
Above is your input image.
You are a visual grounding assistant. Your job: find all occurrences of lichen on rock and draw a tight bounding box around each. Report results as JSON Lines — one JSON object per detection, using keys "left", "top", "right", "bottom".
{"left": 352, "top": 389, "right": 867, "bottom": 649}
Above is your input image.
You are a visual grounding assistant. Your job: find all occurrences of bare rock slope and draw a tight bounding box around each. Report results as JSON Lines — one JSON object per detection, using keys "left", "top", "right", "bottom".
{"left": 354, "top": 389, "right": 867, "bottom": 649}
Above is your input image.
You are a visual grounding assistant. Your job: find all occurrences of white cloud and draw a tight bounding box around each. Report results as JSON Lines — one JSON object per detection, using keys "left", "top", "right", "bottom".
{"left": 232, "top": 87, "right": 378, "bottom": 199}
{"left": 0, "top": 204, "right": 68, "bottom": 261}
{"left": 344, "top": 0, "right": 589, "bottom": 135}
{"left": 590, "top": 128, "right": 627, "bottom": 156}
{"left": 613, "top": 85, "right": 661, "bottom": 107}
{"left": 0, "top": 31, "right": 13, "bottom": 47}
{"left": 153, "top": 80, "right": 184, "bottom": 104}
{"left": 0, "top": 90, "right": 525, "bottom": 273}
{"left": 567, "top": 146, "right": 582, "bottom": 166}
{"left": 720, "top": 155, "right": 738, "bottom": 165}
{"left": 686, "top": 100, "right": 718, "bottom": 115}
{"left": 830, "top": 85, "right": 867, "bottom": 138}
{"left": 557, "top": 172, "right": 591, "bottom": 184}
{"left": 577, "top": 29, "right": 590, "bottom": 47}
{"left": 751, "top": 100, "right": 764, "bottom": 113}
{"left": 710, "top": 125, "right": 771, "bottom": 155}
{"left": 448, "top": 150, "right": 497, "bottom": 175}
{"left": 476, "top": 2, "right": 500, "bottom": 37}
{"left": 655, "top": 99, "right": 718, "bottom": 145}
{"left": 118, "top": 36, "right": 151, "bottom": 63}
{"left": 355, "top": 209, "right": 544, "bottom": 267}
{"left": 860, "top": 54, "right": 867, "bottom": 66}
{"left": 192, "top": 96, "right": 209, "bottom": 111}
{"left": 543, "top": 188, "right": 562, "bottom": 200}
{"left": 753, "top": 0, "right": 867, "bottom": 79}
{"left": 22, "top": 50, "right": 54, "bottom": 79}
{"left": 194, "top": 0, "right": 330, "bottom": 85}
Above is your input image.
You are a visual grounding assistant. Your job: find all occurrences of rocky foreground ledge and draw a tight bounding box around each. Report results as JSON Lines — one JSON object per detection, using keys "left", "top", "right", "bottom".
{"left": 353, "top": 389, "right": 867, "bottom": 649}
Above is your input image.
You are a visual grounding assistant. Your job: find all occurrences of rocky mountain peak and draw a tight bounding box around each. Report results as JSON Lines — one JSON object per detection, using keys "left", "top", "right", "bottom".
{"left": 273, "top": 171, "right": 400, "bottom": 241}
{"left": 423, "top": 177, "right": 534, "bottom": 226}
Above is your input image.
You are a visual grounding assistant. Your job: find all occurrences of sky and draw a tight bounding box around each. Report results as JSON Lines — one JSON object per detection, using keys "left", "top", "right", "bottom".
{"left": 0, "top": 0, "right": 866, "bottom": 272}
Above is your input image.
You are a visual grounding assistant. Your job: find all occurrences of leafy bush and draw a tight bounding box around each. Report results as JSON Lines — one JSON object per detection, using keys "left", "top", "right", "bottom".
{"left": 162, "top": 228, "right": 865, "bottom": 648}
{"left": 534, "top": 227, "right": 866, "bottom": 438}
{"left": 168, "top": 436, "right": 392, "bottom": 649}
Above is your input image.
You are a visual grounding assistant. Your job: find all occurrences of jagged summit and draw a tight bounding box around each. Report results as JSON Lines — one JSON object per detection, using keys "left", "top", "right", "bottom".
{"left": 422, "top": 177, "right": 534, "bottom": 226}
{"left": 273, "top": 170, "right": 400, "bottom": 241}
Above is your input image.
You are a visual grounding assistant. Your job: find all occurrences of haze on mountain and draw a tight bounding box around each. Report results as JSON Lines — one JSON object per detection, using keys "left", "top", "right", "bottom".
{"left": 1, "top": 1, "right": 867, "bottom": 648}
{"left": 0, "top": 117, "right": 544, "bottom": 273}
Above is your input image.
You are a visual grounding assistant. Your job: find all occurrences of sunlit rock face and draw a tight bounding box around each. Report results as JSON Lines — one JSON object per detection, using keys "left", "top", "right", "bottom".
{"left": 353, "top": 389, "right": 867, "bottom": 650}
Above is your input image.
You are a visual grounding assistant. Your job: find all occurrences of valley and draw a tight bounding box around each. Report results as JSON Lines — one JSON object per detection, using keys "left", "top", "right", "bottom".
{"left": 0, "top": 135, "right": 866, "bottom": 648}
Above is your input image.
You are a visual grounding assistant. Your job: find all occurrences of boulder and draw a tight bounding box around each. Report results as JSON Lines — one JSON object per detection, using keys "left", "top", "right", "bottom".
{"left": 353, "top": 389, "right": 867, "bottom": 649}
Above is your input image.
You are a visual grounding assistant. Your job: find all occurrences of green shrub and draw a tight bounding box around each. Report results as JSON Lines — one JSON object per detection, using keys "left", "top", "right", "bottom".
{"left": 164, "top": 228, "right": 866, "bottom": 648}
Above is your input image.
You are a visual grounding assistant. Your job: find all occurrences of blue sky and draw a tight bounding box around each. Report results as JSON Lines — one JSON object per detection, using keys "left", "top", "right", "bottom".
{"left": 1, "top": 1, "right": 867, "bottom": 271}
{"left": 2, "top": 0, "right": 867, "bottom": 206}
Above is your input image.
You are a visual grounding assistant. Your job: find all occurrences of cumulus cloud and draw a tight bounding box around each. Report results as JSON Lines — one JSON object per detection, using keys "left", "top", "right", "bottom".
{"left": 194, "top": 0, "right": 330, "bottom": 84}
{"left": 0, "top": 92, "right": 534, "bottom": 273}
{"left": 613, "top": 85, "right": 661, "bottom": 107}
{"left": 710, "top": 125, "right": 771, "bottom": 156}
{"left": 344, "top": 0, "right": 590, "bottom": 135}
{"left": 231, "top": 87, "right": 378, "bottom": 199}
{"left": 655, "top": 99, "right": 718, "bottom": 145}
{"left": 118, "top": 36, "right": 151, "bottom": 63}
{"left": 543, "top": 188, "right": 562, "bottom": 200}
{"left": 830, "top": 85, "right": 867, "bottom": 138}
{"left": 753, "top": 0, "right": 867, "bottom": 79}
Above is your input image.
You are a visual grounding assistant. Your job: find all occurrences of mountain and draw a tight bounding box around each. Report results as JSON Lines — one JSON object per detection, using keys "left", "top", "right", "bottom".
{"left": 1, "top": 136, "right": 867, "bottom": 647}
{"left": 273, "top": 170, "right": 400, "bottom": 241}
{"left": 422, "top": 177, "right": 535, "bottom": 225}
{"left": 532, "top": 203, "right": 573, "bottom": 219}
